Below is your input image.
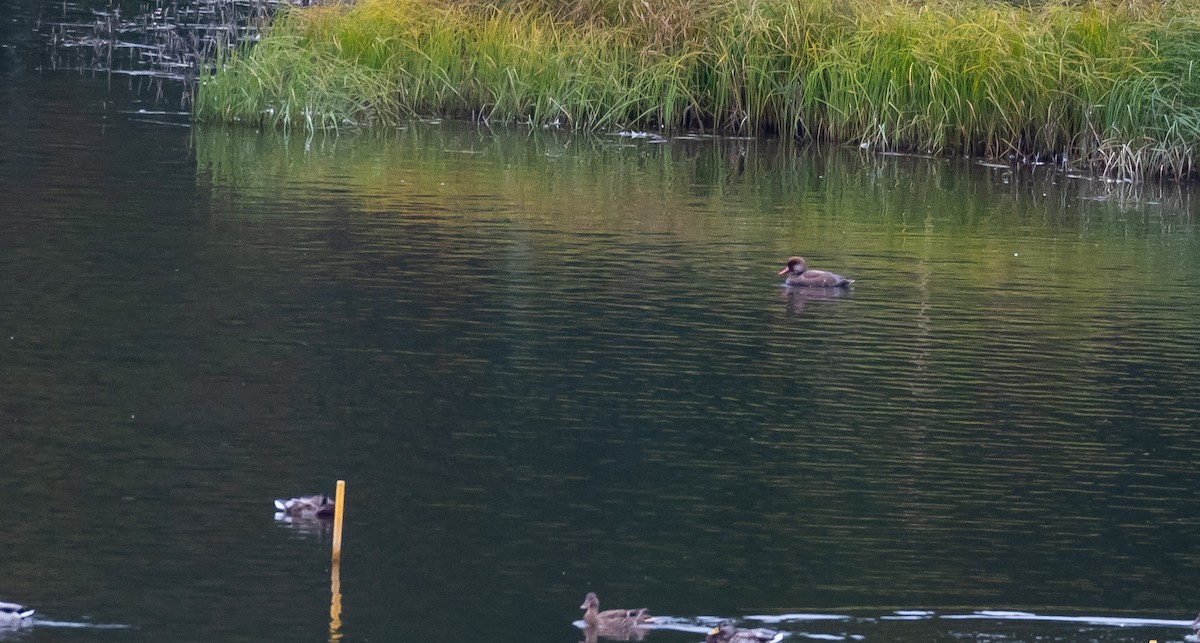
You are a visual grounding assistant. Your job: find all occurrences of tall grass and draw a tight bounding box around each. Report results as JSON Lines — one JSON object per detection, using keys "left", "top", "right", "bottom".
{"left": 194, "top": 0, "right": 1200, "bottom": 181}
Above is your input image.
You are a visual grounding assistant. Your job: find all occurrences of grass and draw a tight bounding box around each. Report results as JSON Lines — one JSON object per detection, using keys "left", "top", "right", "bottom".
{"left": 194, "top": 0, "right": 1200, "bottom": 181}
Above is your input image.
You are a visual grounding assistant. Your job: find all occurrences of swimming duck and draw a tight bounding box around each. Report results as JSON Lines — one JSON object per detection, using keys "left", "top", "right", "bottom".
{"left": 777, "top": 256, "right": 854, "bottom": 288}
{"left": 273, "top": 495, "right": 335, "bottom": 518}
{"left": 705, "top": 620, "right": 785, "bottom": 643}
{"left": 579, "top": 593, "right": 653, "bottom": 629}
{"left": 0, "top": 601, "right": 34, "bottom": 623}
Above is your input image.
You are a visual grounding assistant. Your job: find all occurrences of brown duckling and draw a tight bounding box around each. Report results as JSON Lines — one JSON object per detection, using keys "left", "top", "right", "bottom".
{"left": 778, "top": 256, "right": 854, "bottom": 288}
{"left": 579, "top": 592, "right": 653, "bottom": 629}
{"left": 273, "top": 494, "right": 335, "bottom": 518}
{"left": 705, "top": 620, "right": 785, "bottom": 643}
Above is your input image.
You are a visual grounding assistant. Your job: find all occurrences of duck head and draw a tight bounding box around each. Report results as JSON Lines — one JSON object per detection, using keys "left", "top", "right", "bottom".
{"left": 706, "top": 620, "right": 736, "bottom": 643}
{"left": 778, "top": 256, "right": 807, "bottom": 275}
{"left": 580, "top": 592, "right": 600, "bottom": 610}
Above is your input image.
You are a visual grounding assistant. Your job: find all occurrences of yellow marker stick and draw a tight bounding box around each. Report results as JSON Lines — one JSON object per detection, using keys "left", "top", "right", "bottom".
{"left": 329, "top": 480, "right": 346, "bottom": 642}
{"left": 332, "top": 480, "right": 346, "bottom": 562}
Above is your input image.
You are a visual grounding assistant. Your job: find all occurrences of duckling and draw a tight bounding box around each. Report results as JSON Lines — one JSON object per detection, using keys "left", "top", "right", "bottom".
{"left": 579, "top": 593, "right": 653, "bottom": 629}
{"left": 273, "top": 494, "right": 335, "bottom": 518}
{"left": 0, "top": 601, "right": 34, "bottom": 623}
{"left": 705, "top": 620, "right": 785, "bottom": 643}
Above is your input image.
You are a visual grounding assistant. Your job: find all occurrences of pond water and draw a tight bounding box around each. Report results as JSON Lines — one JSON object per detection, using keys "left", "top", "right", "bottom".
{"left": 3, "top": 3, "right": 1200, "bottom": 643}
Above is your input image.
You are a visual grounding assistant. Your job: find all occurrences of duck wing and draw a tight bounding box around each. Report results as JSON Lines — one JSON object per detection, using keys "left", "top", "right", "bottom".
{"left": 596, "top": 607, "right": 653, "bottom": 624}
{"left": 788, "top": 269, "right": 852, "bottom": 288}
{"left": 599, "top": 608, "right": 649, "bottom": 618}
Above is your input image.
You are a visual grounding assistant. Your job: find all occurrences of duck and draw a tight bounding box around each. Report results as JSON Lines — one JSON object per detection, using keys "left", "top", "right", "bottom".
{"left": 273, "top": 494, "right": 335, "bottom": 518}
{"left": 777, "top": 256, "right": 854, "bottom": 288}
{"left": 579, "top": 592, "right": 653, "bottom": 629}
{"left": 705, "top": 620, "right": 786, "bottom": 643}
{"left": 0, "top": 600, "right": 34, "bottom": 623}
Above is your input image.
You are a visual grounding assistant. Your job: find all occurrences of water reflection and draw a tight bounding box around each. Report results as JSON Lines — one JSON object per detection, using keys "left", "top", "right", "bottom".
{"left": 570, "top": 610, "right": 1198, "bottom": 643}
{"left": 273, "top": 513, "right": 334, "bottom": 539}
{"left": 582, "top": 623, "right": 652, "bottom": 642}
{"left": 329, "top": 558, "right": 343, "bottom": 643}
{"left": 778, "top": 287, "right": 850, "bottom": 314}
{"left": 185, "top": 122, "right": 1200, "bottom": 627}
{"left": 38, "top": 0, "right": 274, "bottom": 80}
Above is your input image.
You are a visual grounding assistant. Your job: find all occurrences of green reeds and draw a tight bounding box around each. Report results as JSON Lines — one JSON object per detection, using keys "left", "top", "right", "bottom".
{"left": 194, "top": 0, "right": 1200, "bottom": 181}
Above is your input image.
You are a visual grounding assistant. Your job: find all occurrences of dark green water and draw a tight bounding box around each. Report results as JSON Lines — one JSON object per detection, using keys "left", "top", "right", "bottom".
{"left": 4, "top": 4, "right": 1200, "bottom": 643}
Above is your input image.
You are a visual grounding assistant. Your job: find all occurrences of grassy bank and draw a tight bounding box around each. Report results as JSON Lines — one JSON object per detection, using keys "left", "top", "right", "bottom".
{"left": 194, "top": 0, "right": 1200, "bottom": 180}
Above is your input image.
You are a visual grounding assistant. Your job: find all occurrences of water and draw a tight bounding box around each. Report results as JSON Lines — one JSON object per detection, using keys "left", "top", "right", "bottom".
{"left": 4, "top": 3, "right": 1200, "bottom": 642}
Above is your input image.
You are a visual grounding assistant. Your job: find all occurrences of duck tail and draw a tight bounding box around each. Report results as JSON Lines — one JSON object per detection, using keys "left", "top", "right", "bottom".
{"left": 273, "top": 499, "right": 287, "bottom": 511}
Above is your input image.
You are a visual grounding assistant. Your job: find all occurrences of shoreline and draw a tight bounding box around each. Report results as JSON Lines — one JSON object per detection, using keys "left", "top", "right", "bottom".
{"left": 194, "top": 0, "right": 1200, "bottom": 182}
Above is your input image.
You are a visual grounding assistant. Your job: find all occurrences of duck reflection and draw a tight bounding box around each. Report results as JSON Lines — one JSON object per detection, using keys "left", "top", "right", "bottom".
{"left": 582, "top": 622, "right": 650, "bottom": 643}
{"left": 274, "top": 518, "right": 333, "bottom": 541}
{"left": 780, "top": 285, "right": 849, "bottom": 313}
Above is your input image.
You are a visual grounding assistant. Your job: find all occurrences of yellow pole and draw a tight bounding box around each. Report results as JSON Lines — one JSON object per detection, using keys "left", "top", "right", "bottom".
{"left": 332, "top": 480, "right": 346, "bottom": 562}
{"left": 329, "top": 480, "right": 345, "bottom": 642}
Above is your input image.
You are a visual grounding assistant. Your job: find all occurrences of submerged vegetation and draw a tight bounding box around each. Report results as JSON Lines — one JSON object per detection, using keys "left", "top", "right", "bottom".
{"left": 194, "top": 0, "right": 1200, "bottom": 181}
